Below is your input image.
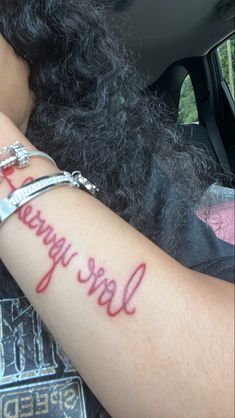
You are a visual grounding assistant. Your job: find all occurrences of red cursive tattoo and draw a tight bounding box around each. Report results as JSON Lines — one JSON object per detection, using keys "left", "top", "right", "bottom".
{"left": 18, "top": 203, "right": 79, "bottom": 293}
{"left": 3, "top": 168, "right": 146, "bottom": 317}
{"left": 3, "top": 170, "right": 79, "bottom": 293}
{"left": 78, "top": 258, "right": 146, "bottom": 316}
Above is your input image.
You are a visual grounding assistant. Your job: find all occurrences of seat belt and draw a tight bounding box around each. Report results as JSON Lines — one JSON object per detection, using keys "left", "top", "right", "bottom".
{"left": 200, "top": 100, "right": 231, "bottom": 174}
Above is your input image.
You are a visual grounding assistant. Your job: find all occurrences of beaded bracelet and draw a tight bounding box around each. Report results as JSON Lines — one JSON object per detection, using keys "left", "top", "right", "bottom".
{"left": 0, "top": 141, "right": 57, "bottom": 182}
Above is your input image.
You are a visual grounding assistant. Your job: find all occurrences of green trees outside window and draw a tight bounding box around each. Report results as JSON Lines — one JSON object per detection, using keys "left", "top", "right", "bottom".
{"left": 178, "top": 75, "right": 198, "bottom": 124}
{"left": 178, "top": 34, "right": 234, "bottom": 125}
{"left": 218, "top": 34, "right": 235, "bottom": 100}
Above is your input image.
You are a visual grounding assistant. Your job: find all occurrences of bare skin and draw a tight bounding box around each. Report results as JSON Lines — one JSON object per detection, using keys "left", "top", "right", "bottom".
{"left": 0, "top": 34, "right": 34, "bottom": 133}
{"left": 0, "top": 113, "right": 234, "bottom": 418}
{"left": 0, "top": 36, "right": 234, "bottom": 418}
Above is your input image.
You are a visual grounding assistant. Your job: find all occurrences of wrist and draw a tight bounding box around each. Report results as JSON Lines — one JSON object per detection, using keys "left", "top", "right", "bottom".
{"left": 0, "top": 112, "right": 60, "bottom": 199}
{"left": 0, "top": 112, "right": 34, "bottom": 148}
{"left": 0, "top": 164, "right": 60, "bottom": 200}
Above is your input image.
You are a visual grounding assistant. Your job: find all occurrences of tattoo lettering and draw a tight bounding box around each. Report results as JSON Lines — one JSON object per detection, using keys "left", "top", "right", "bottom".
{"left": 78, "top": 258, "right": 146, "bottom": 316}
{"left": 2, "top": 168, "right": 146, "bottom": 317}
{"left": 18, "top": 203, "right": 79, "bottom": 293}
{"left": 4, "top": 171, "right": 79, "bottom": 293}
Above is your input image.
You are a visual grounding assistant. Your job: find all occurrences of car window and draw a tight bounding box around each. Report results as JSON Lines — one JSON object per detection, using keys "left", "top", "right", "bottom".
{"left": 217, "top": 34, "right": 235, "bottom": 100}
{"left": 178, "top": 74, "right": 199, "bottom": 124}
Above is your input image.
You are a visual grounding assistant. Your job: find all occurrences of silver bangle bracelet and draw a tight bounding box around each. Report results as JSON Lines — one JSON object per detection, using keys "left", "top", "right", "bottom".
{"left": 0, "top": 171, "right": 99, "bottom": 225}
{"left": 0, "top": 141, "right": 57, "bottom": 171}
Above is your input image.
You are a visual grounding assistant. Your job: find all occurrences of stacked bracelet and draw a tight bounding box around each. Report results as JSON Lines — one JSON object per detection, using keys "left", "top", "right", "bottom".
{"left": 0, "top": 141, "right": 57, "bottom": 175}
{"left": 0, "top": 171, "right": 99, "bottom": 225}
{"left": 0, "top": 141, "right": 99, "bottom": 226}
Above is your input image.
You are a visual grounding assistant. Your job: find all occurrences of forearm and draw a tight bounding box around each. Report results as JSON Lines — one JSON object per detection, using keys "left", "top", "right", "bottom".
{"left": 0, "top": 113, "right": 234, "bottom": 418}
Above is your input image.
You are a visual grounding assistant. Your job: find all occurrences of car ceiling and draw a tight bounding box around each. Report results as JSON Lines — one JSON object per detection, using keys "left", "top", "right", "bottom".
{"left": 111, "top": 0, "right": 234, "bottom": 83}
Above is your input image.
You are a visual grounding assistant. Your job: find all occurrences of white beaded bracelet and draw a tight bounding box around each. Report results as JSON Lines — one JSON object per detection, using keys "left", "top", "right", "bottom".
{"left": 0, "top": 141, "right": 57, "bottom": 182}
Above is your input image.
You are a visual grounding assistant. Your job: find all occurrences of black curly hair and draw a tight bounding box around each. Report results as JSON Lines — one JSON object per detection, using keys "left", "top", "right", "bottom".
{"left": 0, "top": 0, "right": 218, "bottom": 416}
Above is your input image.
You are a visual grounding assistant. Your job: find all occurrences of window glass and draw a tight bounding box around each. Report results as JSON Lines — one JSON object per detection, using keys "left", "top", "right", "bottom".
{"left": 178, "top": 74, "right": 199, "bottom": 124}
{"left": 217, "top": 34, "right": 235, "bottom": 100}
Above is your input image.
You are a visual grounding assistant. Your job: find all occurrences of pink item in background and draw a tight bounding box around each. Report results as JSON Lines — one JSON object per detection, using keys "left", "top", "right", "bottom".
{"left": 197, "top": 200, "right": 234, "bottom": 245}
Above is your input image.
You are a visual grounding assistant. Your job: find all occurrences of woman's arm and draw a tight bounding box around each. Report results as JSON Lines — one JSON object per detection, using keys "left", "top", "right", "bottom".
{"left": 0, "top": 113, "right": 234, "bottom": 418}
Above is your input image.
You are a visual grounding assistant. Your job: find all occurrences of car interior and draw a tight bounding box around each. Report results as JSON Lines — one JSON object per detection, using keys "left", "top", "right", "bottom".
{"left": 110, "top": 0, "right": 235, "bottom": 183}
